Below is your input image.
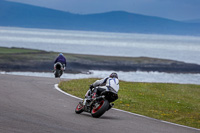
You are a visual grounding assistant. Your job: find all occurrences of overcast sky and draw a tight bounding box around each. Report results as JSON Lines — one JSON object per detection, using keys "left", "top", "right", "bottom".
{"left": 6, "top": 0, "right": 200, "bottom": 21}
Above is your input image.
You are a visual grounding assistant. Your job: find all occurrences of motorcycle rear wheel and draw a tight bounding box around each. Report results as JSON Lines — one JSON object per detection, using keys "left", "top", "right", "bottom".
{"left": 91, "top": 100, "right": 109, "bottom": 118}
{"left": 55, "top": 69, "right": 62, "bottom": 78}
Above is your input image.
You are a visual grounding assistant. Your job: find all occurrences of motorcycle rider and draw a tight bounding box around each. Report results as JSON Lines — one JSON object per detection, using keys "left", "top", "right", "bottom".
{"left": 83, "top": 72, "right": 119, "bottom": 110}
{"left": 54, "top": 53, "right": 67, "bottom": 70}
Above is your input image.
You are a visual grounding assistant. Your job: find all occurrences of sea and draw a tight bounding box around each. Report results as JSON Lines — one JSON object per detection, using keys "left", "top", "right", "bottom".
{"left": 0, "top": 26, "right": 200, "bottom": 85}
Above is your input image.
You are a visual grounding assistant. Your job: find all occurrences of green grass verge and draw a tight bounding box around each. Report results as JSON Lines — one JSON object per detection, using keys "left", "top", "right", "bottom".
{"left": 59, "top": 79, "right": 200, "bottom": 129}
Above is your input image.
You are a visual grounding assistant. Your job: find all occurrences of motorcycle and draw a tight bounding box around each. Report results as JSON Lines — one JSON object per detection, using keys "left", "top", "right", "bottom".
{"left": 75, "top": 87, "right": 118, "bottom": 118}
{"left": 54, "top": 62, "right": 64, "bottom": 78}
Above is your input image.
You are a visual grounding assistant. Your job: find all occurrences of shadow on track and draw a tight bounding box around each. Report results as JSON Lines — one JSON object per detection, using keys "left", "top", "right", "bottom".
{"left": 77, "top": 113, "right": 121, "bottom": 120}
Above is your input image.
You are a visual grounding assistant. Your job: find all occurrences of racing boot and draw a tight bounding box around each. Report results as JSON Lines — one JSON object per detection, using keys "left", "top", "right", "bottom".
{"left": 107, "top": 103, "right": 114, "bottom": 111}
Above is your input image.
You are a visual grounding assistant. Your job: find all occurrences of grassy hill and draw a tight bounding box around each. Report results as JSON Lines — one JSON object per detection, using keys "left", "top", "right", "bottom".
{"left": 1, "top": 47, "right": 200, "bottom": 73}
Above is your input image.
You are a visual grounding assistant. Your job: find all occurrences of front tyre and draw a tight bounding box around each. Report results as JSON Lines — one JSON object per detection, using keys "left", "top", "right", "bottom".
{"left": 91, "top": 100, "right": 109, "bottom": 118}
{"left": 75, "top": 103, "right": 84, "bottom": 114}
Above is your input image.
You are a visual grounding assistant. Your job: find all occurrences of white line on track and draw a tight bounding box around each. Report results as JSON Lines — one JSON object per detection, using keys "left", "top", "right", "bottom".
{"left": 54, "top": 84, "right": 200, "bottom": 131}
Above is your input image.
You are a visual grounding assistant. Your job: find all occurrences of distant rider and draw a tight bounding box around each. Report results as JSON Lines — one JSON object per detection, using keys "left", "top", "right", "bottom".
{"left": 83, "top": 72, "right": 119, "bottom": 110}
{"left": 54, "top": 53, "right": 67, "bottom": 71}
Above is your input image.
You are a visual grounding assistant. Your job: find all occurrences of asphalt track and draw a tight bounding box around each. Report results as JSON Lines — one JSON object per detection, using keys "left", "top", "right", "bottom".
{"left": 0, "top": 74, "right": 199, "bottom": 133}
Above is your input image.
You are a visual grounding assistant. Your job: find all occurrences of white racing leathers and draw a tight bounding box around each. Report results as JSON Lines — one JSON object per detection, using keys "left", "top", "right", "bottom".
{"left": 83, "top": 77, "right": 119, "bottom": 105}
{"left": 92, "top": 77, "right": 119, "bottom": 93}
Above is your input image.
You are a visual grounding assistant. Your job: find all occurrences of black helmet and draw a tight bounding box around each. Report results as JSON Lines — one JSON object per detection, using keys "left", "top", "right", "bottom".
{"left": 110, "top": 72, "right": 118, "bottom": 79}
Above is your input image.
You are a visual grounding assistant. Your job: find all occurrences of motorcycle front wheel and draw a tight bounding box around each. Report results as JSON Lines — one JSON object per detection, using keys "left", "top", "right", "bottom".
{"left": 75, "top": 103, "right": 84, "bottom": 114}
{"left": 91, "top": 100, "right": 109, "bottom": 118}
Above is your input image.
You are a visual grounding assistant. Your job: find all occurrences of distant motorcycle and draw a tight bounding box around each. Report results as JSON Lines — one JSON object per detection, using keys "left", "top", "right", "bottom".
{"left": 75, "top": 87, "right": 118, "bottom": 118}
{"left": 54, "top": 62, "right": 64, "bottom": 78}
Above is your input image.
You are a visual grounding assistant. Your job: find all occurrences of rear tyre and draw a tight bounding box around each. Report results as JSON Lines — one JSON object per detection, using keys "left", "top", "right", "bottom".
{"left": 75, "top": 103, "right": 84, "bottom": 114}
{"left": 54, "top": 70, "right": 59, "bottom": 78}
{"left": 91, "top": 100, "right": 109, "bottom": 118}
{"left": 55, "top": 70, "right": 62, "bottom": 78}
